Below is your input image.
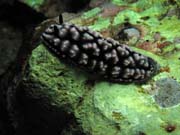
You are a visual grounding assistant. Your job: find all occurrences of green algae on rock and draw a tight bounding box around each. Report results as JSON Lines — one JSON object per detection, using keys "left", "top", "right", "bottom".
{"left": 25, "top": 0, "right": 180, "bottom": 134}
{"left": 89, "top": 17, "right": 111, "bottom": 31}
{"left": 29, "top": 45, "right": 89, "bottom": 111}
{"left": 82, "top": 7, "right": 102, "bottom": 19}
{"left": 24, "top": 0, "right": 44, "bottom": 9}
{"left": 113, "top": 9, "right": 141, "bottom": 26}
{"left": 27, "top": 43, "right": 180, "bottom": 135}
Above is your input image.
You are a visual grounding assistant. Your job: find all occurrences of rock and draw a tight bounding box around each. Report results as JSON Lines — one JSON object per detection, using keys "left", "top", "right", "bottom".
{"left": 0, "top": 21, "right": 22, "bottom": 75}
{"left": 117, "top": 27, "right": 141, "bottom": 45}
{"left": 17, "top": 45, "right": 88, "bottom": 135}
{"left": 40, "top": 0, "right": 91, "bottom": 17}
{"left": 173, "top": 37, "right": 180, "bottom": 44}
{"left": 61, "top": 0, "right": 91, "bottom": 12}
{"left": 166, "top": 6, "right": 180, "bottom": 17}
{"left": 21, "top": 45, "right": 180, "bottom": 135}
{"left": 0, "top": 0, "right": 15, "bottom": 5}
{"left": 13, "top": 0, "right": 180, "bottom": 134}
{"left": 154, "top": 78, "right": 180, "bottom": 108}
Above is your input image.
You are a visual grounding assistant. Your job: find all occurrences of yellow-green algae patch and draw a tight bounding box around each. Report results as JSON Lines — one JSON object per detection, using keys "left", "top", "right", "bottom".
{"left": 89, "top": 18, "right": 111, "bottom": 31}
{"left": 24, "top": 0, "right": 44, "bottom": 9}
{"left": 113, "top": 9, "right": 141, "bottom": 25}
{"left": 111, "top": 0, "right": 178, "bottom": 44}
{"left": 29, "top": 45, "right": 88, "bottom": 110}
{"left": 112, "top": 0, "right": 167, "bottom": 10}
{"left": 82, "top": 7, "right": 102, "bottom": 19}
{"left": 155, "top": 16, "right": 180, "bottom": 42}
{"left": 94, "top": 82, "right": 180, "bottom": 135}
{"left": 164, "top": 52, "right": 180, "bottom": 81}
{"left": 29, "top": 43, "right": 180, "bottom": 135}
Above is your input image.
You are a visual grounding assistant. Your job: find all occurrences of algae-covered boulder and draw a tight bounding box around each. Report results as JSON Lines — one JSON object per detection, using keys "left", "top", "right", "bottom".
{"left": 26, "top": 44, "right": 180, "bottom": 135}
{"left": 22, "top": 0, "right": 180, "bottom": 134}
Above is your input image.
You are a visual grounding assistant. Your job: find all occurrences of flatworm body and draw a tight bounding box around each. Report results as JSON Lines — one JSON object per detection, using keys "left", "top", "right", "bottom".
{"left": 41, "top": 23, "right": 159, "bottom": 83}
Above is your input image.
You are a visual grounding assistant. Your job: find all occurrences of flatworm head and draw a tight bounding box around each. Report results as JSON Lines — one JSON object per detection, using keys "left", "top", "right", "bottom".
{"left": 41, "top": 23, "right": 159, "bottom": 83}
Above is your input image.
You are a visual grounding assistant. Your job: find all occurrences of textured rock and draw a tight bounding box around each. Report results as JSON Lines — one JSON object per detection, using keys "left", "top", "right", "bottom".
{"left": 117, "top": 27, "right": 141, "bottom": 44}
{"left": 16, "top": 0, "right": 180, "bottom": 135}
{"left": 0, "top": 22, "right": 22, "bottom": 75}
{"left": 24, "top": 45, "right": 180, "bottom": 135}
{"left": 154, "top": 78, "right": 180, "bottom": 108}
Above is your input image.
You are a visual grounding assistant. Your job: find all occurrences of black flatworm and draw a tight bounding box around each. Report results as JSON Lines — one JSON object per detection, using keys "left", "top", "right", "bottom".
{"left": 41, "top": 23, "right": 159, "bottom": 83}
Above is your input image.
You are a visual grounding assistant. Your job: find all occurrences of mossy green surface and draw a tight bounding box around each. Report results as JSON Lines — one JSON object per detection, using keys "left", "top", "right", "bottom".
{"left": 82, "top": 7, "right": 102, "bottom": 19}
{"left": 81, "top": 0, "right": 179, "bottom": 44}
{"left": 29, "top": 45, "right": 88, "bottom": 111}
{"left": 27, "top": 0, "right": 180, "bottom": 134}
{"left": 111, "top": 0, "right": 180, "bottom": 52}
{"left": 24, "top": 0, "right": 44, "bottom": 9}
{"left": 155, "top": 16, "right": 180, "bottom": 42}
{"left": 89, "top": 18, "right": 111, "bottom": 31}
{"left": 113, "top": 9, "right": 141, "bottom": 26}
{"left": 29, "top": 45, "right": 180, "bottom": 135}
{"left": 94, "top": 82, "right": 180, "bottom": 135}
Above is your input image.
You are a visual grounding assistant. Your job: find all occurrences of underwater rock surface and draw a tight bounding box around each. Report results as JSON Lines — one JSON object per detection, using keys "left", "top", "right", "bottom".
{"left": 0, "top": 22, "right": 22, "bottom": 75}
{"left": 22, "top": 0, "right": 180, "bottom": 134}
{"left": 25, "top": 44, "right": 180, "bottom": 135}
{"left": 154, "top": 78, "right": 180, "bottom": 108}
